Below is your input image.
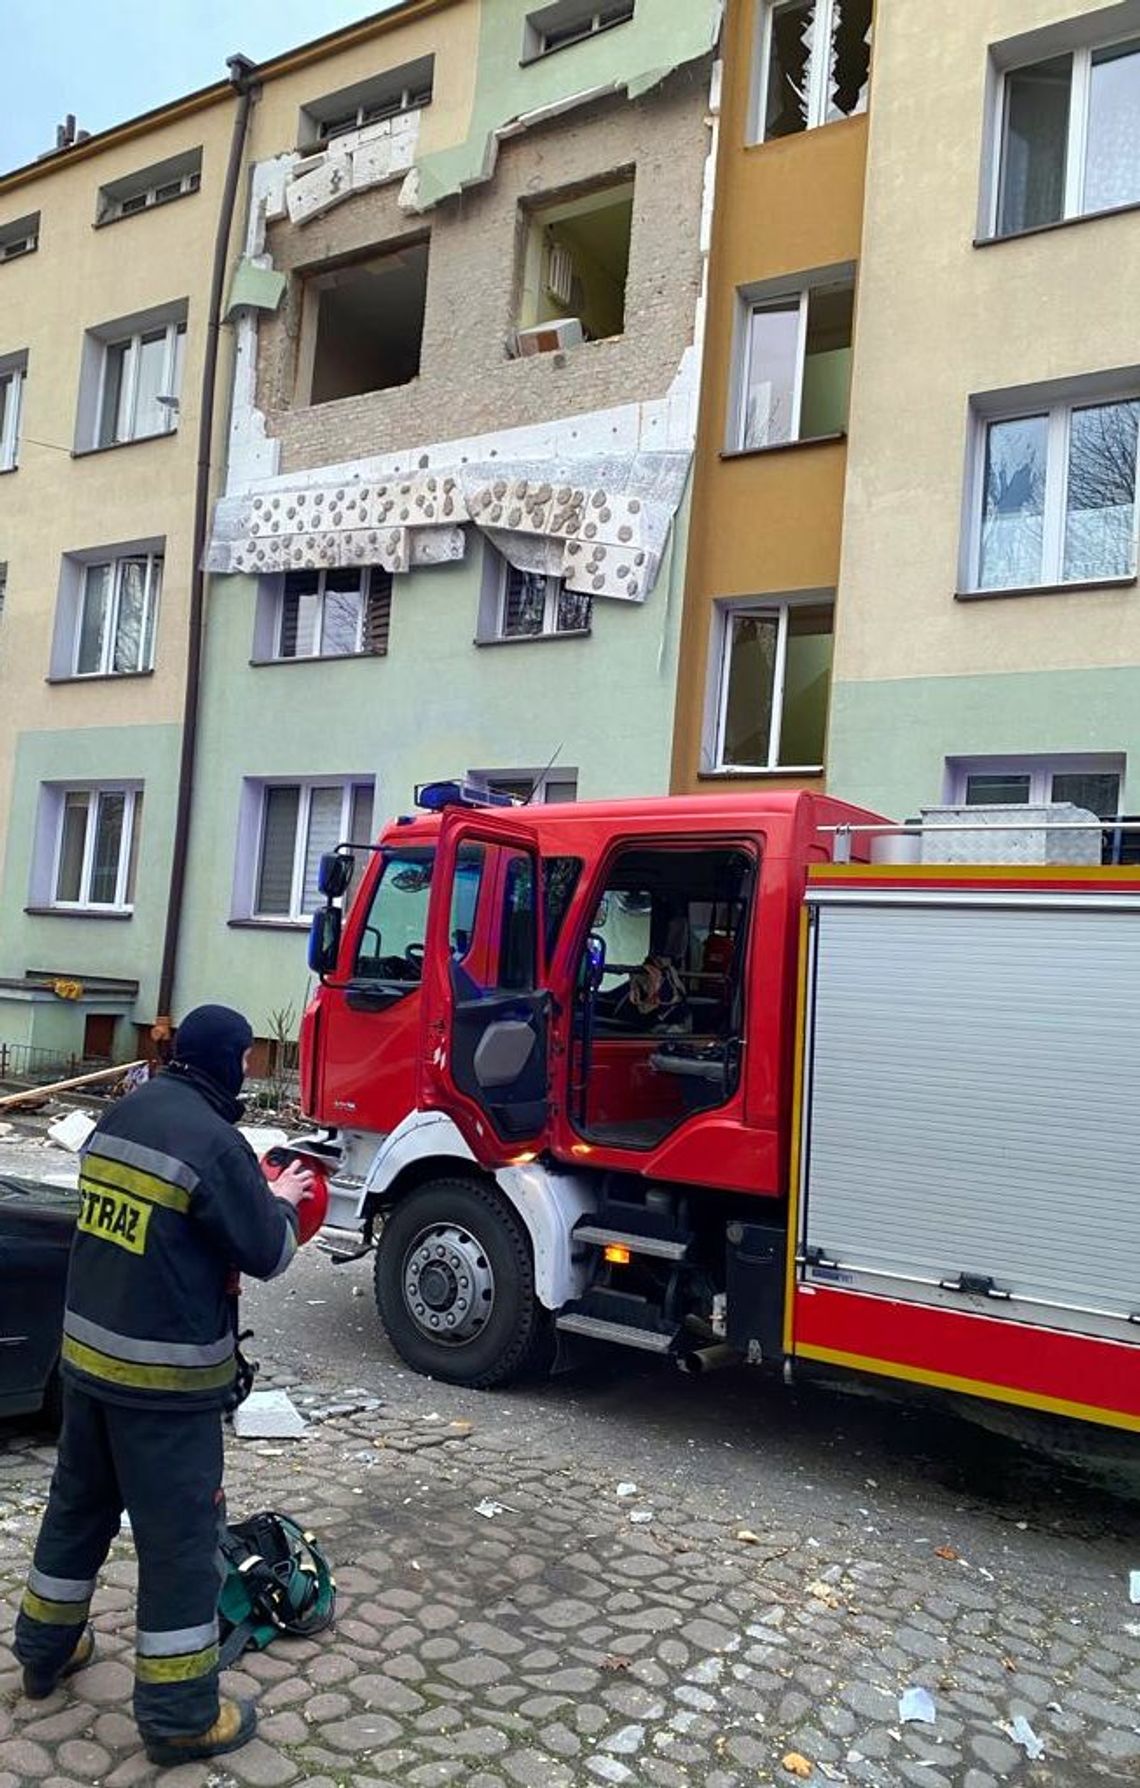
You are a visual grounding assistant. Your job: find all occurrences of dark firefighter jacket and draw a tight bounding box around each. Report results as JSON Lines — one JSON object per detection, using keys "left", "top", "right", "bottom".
{"left": 61, "top": 1065, "right": 298, "bottom": 1410}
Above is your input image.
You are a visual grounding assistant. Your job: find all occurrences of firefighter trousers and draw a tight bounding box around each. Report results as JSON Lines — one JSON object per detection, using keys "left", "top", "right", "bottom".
{"left": 13, "top": 1384, "right": 226, "bottom": 1739}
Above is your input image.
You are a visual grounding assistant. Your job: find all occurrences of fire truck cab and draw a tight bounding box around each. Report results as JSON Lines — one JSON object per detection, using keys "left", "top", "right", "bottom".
{"left": 300, "top": 783, "right": 1140, "bottom": 1433}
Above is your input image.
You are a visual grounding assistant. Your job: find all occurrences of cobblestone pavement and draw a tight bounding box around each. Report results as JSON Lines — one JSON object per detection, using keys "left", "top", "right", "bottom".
{"left": 3, "top": 1379, "right": 1140, "bottom": 1788}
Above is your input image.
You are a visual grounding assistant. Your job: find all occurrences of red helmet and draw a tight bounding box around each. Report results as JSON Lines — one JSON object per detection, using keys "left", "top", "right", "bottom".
{"left": 261, "top": 1148, "right": 330, "bottom": 1246}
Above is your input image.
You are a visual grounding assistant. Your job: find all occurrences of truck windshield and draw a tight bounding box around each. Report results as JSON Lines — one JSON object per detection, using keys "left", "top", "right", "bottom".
{"left": 354, "top": 845, "right": 484, "bottom": 984}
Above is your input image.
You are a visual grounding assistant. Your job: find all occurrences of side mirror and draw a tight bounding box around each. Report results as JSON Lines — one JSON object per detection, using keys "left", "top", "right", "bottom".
{"left": 308, "top": 907, "right": 343, "bottom": 978}
{"left": 317, "top": 851, "right": 354, "bottom": 900}
{"left": 585, "top": 932, "right": 606, "bottom": 992}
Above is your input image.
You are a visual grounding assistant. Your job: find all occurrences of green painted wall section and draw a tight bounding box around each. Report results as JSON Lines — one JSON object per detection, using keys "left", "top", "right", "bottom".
{"left": 176, "top": 496, "right": 689, "bottom": 1031}
{"left": 827, "top": 669, "right": 1140, "bottom": 821}
{"left": 0, "top": 725, "right": 180, "bottom": 1030}
{"left": 414, "top": 0, "right": 721, "bottom": 207}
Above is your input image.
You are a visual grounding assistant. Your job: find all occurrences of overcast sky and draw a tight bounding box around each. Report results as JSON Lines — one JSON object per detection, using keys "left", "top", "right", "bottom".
{"left": 2, "top": 1, "right": 396, "bottom": 174}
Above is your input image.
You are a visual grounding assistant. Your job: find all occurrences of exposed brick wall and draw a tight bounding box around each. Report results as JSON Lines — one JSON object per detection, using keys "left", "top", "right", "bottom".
{"left": 259, "top": 64, "right": 712, "bottom": 473}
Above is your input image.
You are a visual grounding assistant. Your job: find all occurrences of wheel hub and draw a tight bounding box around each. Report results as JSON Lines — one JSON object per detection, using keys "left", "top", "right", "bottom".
{"left": 402, "top": 1222, "right": 495, "bottom": 1346}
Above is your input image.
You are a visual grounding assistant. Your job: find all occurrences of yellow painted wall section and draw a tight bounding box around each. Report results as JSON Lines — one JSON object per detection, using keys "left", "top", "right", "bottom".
{"left": 834, "top": 0, "right": 1140, "bottom": 689}
{"left": 671, "top": 0, "right": 867, "bottom": 795}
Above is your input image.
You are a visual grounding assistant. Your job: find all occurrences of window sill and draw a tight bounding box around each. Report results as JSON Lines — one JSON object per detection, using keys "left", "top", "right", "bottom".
{"left": 743, "top": 113, "right": 866, "bottom": 153}
{"left": 25, "top": 905, "right": 134, "bottom": 921}
{"left": 955, "top": 575, "right": 1137, "bottom": 602}
{"left": 94, "top": 189, "right": 200, "bottom": 229}
{"left": 720, "top": 432, "right": 845, "bottom": 463}
{"left": 72, "top": 430, "right": 178, "bottom": 460}
{"left": 698, "top": 766, "right": 825, "bottom": 780}
{"left": 228, "top": 917, "right": 312, "bottom": 932}
{"left": 474, "top": 629, "right": 592, "bottom": 648}
{"left": 249, "top": 651, "right": 388, "bottom": 667}
{"left": 47, "top": 669, "right": 155, "bottom": 686}
{"left": 0, "top": 463, "right": 18, "bottom": 476}
{"left": 975, "top": 197, "right": 1140, "bottom": 250}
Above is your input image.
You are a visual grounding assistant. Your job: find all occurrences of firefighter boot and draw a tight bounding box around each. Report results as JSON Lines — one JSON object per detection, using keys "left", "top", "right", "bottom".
{"left": 21, "top": 1624, "right": 96, "bottom": 1702}
{"left": 143, "top": 1697, "right": 257, "bottom": 1768}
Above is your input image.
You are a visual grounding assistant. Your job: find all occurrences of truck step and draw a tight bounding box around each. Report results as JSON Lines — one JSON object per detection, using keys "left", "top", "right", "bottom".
{"left": 574, "top": 1224, "right": 690, "bottom": 1262}
{"left": 555, "top": 1312, "right": 680, "bottom": 1353}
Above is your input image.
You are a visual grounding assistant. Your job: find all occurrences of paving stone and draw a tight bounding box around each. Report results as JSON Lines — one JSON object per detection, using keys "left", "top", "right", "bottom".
{"left": 224, "top": 1738, "right": 300, "bottom": 1786}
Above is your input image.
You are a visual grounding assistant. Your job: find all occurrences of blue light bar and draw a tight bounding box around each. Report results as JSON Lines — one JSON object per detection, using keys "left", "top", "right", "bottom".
{"left": 414, "top": 779, "right": 519, "bottom": 812}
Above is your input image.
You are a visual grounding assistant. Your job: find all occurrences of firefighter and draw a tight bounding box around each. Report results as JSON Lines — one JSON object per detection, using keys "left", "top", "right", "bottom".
{"left": 12, "top": 1005, "right": 315, "bottom": 1767}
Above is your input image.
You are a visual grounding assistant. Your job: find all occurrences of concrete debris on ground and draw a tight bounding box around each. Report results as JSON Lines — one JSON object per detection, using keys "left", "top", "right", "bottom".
{"left": 231, "top": 1389, "right": 307, "bottom": 1439}
{"left": 4, "top": 1377, "right": 1140, "bottom": 1788}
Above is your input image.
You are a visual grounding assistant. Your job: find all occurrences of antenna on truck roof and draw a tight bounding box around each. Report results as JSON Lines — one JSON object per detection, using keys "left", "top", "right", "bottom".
{"left": 524, "top": 744, "right": 564, "bottom": 805}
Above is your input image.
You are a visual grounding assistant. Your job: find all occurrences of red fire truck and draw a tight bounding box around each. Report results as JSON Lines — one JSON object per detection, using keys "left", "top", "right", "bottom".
{"left": 298, "top": 782, "right": 1140, "bottom": 1434}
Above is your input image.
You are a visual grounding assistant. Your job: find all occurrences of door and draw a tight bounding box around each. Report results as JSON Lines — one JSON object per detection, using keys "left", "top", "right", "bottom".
{"left": 419, "top": 810, "right": 551, "bottom": 1164}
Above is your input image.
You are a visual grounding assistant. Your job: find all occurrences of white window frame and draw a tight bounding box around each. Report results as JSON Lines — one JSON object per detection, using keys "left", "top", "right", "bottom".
{"left": 753, "top": 0, "right": 869, "bottom": 143}
{"left": 73, "top": 552, "right": 162, "bottom": 678}
{"left": 468, "top": 767, "right": 579, "bottom": 804}
{"left": 0, "top": 363, "right": 23, "bottom": 470}
{"left": 96, "top": 321, "right": 185, "bottom": 447}
{"left": 252, "top": 780, "right": 371, "bottom": 924}
{"left": 711, "top": 598, "right": 833, "bottom": 774}
{"left": 102, "top": 167, "right": 200, "bottom": 223}
{"left": 0, "top": 212, "right": 39, "bottom": 262}
{"left": 320, "top": 83, "right": 433, "bottom": 141}
{"left": 945, "top": 754, "right": 1124, "bottom": 815}
{"left": 276, "top": 568, "right": 367, "bottom": 660}
{"left": 50, "top": 786, "right": 142, "bottom": 912}
{"left": 989, "top": 32, "right": 1140, "bottom": 237}
{"left": 526, "top": 1, "right": 635, "bottom": 59}
{"left": 498, "top": 563, "right": 591, "bottom": 640}
{"left": 734, "top": 271, "right": 854, "bottom": 451}
{"left": 967, "top": 390, "right": 1140, "bottom": 593}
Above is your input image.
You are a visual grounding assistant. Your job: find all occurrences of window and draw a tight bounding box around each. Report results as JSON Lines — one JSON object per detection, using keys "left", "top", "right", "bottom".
{"left": 992, "top": 36, "right": 1140, "bottom": 237}
{"left": 971, "top": 395, "right": 1140, "bottom": 591}
{"left": 498, "top": 564, "right": 592, "bottom": 640}
{"left": 947, "top": 755, "right": 1128, "bottom": 861}
{"left": 51, "top": 788, "right": 143, "bottom": 911}
{"left": 299, "top": 242, "right": 428, "bottom": 405}
{"left": 516, "top": 179, "right": 634, "bottom": 349}
{"left": 253, "top": 781, "right": 374, "bottom": 922}
{"left": 353, "top": 843, "right": 485, "bottom": 985}
{"left": 469, "top": 769, "right": 579, "bottom": 804}
{"left": 274, "top": 567, "right": 392, "bottom": 660}
{"left": 0, "top": 354, "right": 25, "bottom": 470}
{"left": 755, "top": 0, "right": 872, "bottom": 141}
{"left": 97, "top": 320, "right": 185, "bottom": 448}
{"left": 299, "top": 56, "right": 434, "bottom": 146}
{"left": 72, "top": 552, "right": 161, "bottom": 677}
{"left": 97, "top": 150, "right": 202, "bottom": 225}
{"left": 0, "top": 211, "right": 39, "bottom": 263}
{"left": 712, "top": 601, "right": 832, "bottom": 772}
{"left": 737, "top": 277, "right": 854, "bottom": 450}
{"left": 523, "top": 0, "right": 635, "bottom": 60}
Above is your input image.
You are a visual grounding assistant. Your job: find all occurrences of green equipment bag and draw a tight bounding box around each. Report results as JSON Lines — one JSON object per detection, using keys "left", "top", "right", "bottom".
{"left": 217, "top": 1511, "right": 336, "bottom": 1669}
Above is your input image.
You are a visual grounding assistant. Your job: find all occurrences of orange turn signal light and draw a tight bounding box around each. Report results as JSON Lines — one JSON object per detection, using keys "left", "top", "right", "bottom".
{"left": 604, "top": 1244, "right": 632, "bottom": 1266}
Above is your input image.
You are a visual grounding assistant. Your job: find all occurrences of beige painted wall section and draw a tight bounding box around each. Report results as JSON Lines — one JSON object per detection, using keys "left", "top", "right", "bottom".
{"left": 835, "top": 0, "right": 1140, "bottom": 687}
{"left": 244, "top": 1, "right": 478, "bottom": 167}
{"left": 0, "top": 98, "right": 236, "bottom": 853}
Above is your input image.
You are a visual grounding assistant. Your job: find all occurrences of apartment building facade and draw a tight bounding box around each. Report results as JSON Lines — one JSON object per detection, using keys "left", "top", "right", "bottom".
{"left": 828, "top": 0, "right": 1140, "bottom": 828}
{"left": 671, "top": 0, "right": 871, "bottom": 796}
{"left": 180, "top": 0, "right": 721, "bottom": 1034}
{"left": 0, "top": 81, "right": 240, "bottom": 1060}
{"left": 0, "top": 0, "right": 721, "bottom": 1055}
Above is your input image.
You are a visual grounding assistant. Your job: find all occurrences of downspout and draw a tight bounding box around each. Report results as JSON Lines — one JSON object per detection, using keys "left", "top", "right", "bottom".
{"left": 154, "top": 54, "right": 258, "bottom": 1041}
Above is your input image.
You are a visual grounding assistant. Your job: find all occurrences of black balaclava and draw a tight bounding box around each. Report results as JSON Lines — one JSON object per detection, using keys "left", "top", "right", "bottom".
{"left": 171, "top": 1005, "right": 254, "bottom": 1100}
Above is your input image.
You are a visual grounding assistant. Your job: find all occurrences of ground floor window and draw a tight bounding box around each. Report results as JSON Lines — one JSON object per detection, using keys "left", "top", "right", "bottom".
{"left": 251, "top": 779, "right": 374, "bottom": 921}
{"left": 711, "top": 600, "right": 832, "bottom": 772}
{"left": 50, "top": 786, "right": 143, "bottom": 911}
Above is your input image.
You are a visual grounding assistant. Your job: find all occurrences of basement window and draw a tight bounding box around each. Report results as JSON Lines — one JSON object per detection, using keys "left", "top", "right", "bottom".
{"left": 523, "top": 1, "right": 635, "bottom": 61}
{"left": 299, "top": 55, "right": 434, "bottom": 146}
{"left": 515, "top": 179, "right": 634, "bottom": 353}
{"left": 97, "top": 150, "right": 202, "bottom": 225}
{"left": 300, "top": 241, "right": 429, "bottom": 406}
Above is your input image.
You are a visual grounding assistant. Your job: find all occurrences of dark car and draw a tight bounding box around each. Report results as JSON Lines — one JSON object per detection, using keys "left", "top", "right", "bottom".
{"left": 0, "top": 1175, "right": 77, "bottom": 1420}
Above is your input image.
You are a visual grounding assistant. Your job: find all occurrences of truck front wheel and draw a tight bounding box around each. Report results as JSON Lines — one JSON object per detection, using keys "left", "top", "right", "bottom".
{"left": 373, "top": 1176, "right": 546, "bottom": 1388}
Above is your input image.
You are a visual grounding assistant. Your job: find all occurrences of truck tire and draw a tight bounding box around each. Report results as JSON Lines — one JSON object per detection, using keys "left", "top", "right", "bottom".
{"left": 374, "top": 1176, "right": 546, "bottom": 1388}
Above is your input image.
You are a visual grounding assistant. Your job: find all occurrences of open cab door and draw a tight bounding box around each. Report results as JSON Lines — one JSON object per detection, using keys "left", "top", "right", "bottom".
{"left": 418, "top": 807, "right": 551, "bottom": 1166}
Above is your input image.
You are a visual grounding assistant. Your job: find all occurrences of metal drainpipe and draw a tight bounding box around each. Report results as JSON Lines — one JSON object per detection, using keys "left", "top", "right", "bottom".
{"left": 153, "top": 54, "right": 258, "bottom": 1042}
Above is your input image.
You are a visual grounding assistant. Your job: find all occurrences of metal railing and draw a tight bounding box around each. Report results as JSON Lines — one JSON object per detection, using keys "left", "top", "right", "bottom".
{"left": 0, "top": 1041, "right": 114, "bottom": 1087}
